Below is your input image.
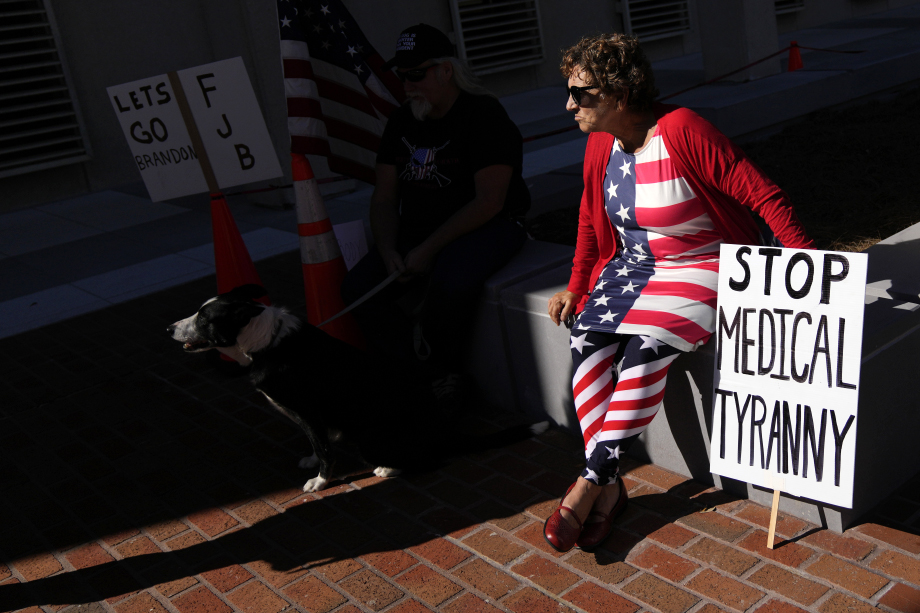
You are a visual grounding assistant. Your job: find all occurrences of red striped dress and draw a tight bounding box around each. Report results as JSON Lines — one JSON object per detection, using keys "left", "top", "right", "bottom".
{"left": 574, "top": 127, "right": 722, "bottom": 352}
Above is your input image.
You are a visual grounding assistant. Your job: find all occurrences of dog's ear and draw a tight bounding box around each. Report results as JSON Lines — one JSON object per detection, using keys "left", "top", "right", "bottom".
{"left": 224, "top": 284, "right": 268, "bottom": 302}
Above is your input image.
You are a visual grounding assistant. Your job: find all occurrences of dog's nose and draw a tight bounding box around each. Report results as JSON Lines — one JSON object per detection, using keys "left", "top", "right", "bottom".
{"left": 166, "top": 324, "right": 176, "bottom": 336}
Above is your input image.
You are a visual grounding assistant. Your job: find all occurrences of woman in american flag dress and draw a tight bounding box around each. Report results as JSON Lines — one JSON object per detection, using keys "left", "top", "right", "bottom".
{"left": 543, "top": 34, "right": 815, "bottom": 553}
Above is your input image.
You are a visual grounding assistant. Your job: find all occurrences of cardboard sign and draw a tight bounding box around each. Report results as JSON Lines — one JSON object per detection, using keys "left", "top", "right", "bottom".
{"left": 107, "top": 77, "right": 208, "bottom": 202}
{"left": 709, "top": 245, "right": 868, "bottom": 508}
{"left": 332, "top": 220, "right": 369, "bottom": 271}
{"left": 108, "top": 57, "right": 282, "bottom": 202}
{"left": 174, "top": 58, "right": 282, "bottom": 189}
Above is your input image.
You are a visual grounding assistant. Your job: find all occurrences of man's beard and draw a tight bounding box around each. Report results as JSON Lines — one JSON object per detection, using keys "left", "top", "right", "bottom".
{"left": 407, "top": 95, "right": 432, "bottom": 121}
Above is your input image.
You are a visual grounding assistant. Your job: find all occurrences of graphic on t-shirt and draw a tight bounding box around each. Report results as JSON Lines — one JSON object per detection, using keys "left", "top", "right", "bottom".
{"left": 400, "top": 137, "right": 451, "bottom": 186}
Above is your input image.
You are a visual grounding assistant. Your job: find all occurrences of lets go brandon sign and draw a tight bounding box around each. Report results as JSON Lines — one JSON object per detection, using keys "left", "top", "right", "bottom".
{"left": 710, "top": 245, "right": 868, "bottom": 508}
{"left": 107, "top": 57, "right": 282, "bottom": 202}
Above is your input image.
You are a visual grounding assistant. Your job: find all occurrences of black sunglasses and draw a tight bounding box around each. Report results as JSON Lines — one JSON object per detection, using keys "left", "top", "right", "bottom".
{"left": 566, "top": 84, "right": 598, "bottom": 106}
{"left": 396, "top": 64, "right": 437, "bottom": 83}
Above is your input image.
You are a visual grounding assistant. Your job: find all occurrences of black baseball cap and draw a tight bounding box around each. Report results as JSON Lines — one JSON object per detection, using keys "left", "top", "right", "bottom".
{"left": 382, "top": 23, "right": 455, "bottom": 70}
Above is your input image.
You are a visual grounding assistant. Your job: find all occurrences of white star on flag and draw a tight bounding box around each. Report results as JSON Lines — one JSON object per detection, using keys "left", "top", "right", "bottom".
{"left": 607, "top": 182, "right": 618, "bottom": 199}
{"left": 570, "top": 334, "right": 594, "bottom": 354}
{"left": 595, "top": 280, "right": 607, "bottom": 290}
{"left": 616, "top": 204, "right": 630, "bottom": 222}
{"left": 585, "top": 468, "right": 601, "bottom": 483}
{"left": 620, "top": 161, "right": 631, "bottom": 177}
{"left": 578, "top": 323, "right": 589, "bottom": 330}
{"left": 354, "top": 65, "right": 363, "bottom": 75}
{"left": 599, "top": 310, "right": 617, "bottom": 323}
{"left": 616, "top": 225, "right": 625, "bottom": 235}
{"left": 594, "top": 294, "right": 609, "bottom": 306}
{"left": 615, "top": 265, "right": 631, "bottom": 277}
{"left": 338, "top": 19, "right": 347, "bottom": 28}
{"left": 639, "top": 336, "right": 665, "bottom": 354}
{"left": 280, "top": 16, "right": 292, "bottom": 27}
{"left": 622, "top": 281, "right": 637, "bottom": 293}
{"left": 346, "top": 46, "right": 357, "bottom": 56}
{"left": 635, "top": 254, "right": 648, "bottom": 261}
{"left": 607, "top": 445, "right": 621, "bottom": 460}
{"left": 320, "top": 4, "right": 330, "bottom": 14}
{"left": 633, "top": 243, "right": 646, "bottom": 254}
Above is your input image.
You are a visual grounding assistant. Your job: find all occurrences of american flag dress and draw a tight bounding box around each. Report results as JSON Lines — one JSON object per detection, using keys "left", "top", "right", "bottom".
{"left": 570, "top": 128, "right": 723, "bottom": 485}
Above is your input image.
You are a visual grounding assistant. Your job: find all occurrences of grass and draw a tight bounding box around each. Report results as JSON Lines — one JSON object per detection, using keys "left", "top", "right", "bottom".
{"left": 527, "top": 87, "right": 920, "bottom": 252}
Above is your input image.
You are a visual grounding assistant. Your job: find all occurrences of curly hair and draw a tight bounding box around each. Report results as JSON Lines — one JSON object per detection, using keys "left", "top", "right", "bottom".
{"left": 560, "top": 33, "right": 659, "bottom": 111}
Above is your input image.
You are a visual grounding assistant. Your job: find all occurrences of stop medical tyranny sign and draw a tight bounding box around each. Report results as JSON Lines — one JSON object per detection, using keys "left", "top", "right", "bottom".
{"left": 107, "top": 57, "right": 282, "bottom": 202}
{"left": 710, "top": 245, "right": 868, "bottom": 508}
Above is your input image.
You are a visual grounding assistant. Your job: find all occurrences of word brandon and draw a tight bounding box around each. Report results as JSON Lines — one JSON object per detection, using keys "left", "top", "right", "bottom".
{"left": 718, "top": 247, "right": 858, "bottom": 388}
{"left": 713, "top": 391, "right": 853, "bottom": 486}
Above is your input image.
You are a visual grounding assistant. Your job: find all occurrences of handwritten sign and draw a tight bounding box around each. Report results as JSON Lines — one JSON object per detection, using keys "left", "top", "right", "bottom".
{"left": 108, "top": 57, "right": 282, "bottom": 201}
{"left": 709, "top": 245, "right": 868, "bottom": 508}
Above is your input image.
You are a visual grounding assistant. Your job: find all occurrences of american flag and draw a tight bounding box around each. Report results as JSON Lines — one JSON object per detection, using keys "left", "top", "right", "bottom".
{"left": 277, "top": 0, "right": 404, "bottom": 184}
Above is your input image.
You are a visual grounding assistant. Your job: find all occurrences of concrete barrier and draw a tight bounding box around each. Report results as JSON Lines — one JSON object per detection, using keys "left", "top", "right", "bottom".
{"left": 470, "top": 229, "right": 920, "bottom": 532}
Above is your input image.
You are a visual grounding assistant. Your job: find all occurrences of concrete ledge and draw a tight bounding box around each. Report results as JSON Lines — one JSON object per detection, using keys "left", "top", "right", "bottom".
{"left": 470, "top": 228, "right": 920, "bottom": 531}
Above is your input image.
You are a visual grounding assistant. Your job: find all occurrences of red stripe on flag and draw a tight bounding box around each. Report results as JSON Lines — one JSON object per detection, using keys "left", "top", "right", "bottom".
{"left": 314, "top": 77, "right": 379, "bottom": 118}
{"left": 298, "top": 218, "right": 334, "bottom": 237}
{"left": 620, "top": 310, "right": 709, "bottom": 343}
{"left": 287, "top": 97, "right": 323, "bottom": 118}
{"left": 640, "top": 280, "right": 719, "bottom": 308}
{"left": 283, "top": 58, "right": 314, "bottom": 79}
{"left": 573, "top": 354, "right": 616, "bottom": 398}
{"left": 614, "top": 366, "right": 671, "bottom": 392}
{"left": 648, "top": 231, "right": 722, "bottom": 255}
{"left": 601, "top": 413, "right": 658, "bottom": 432}
{"left": 636, "top": 156, "right": 680, "bottom": 183}
{"left": 576, "top": 381, "right": 614, "bottom": 421}
{"left": 634, "top": 197, "right": 705, "bottom": 227}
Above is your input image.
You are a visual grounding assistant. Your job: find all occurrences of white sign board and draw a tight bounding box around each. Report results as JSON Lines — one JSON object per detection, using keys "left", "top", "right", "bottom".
{"left": 107, "top": 77, "right": 208, "bottom": 201}
{"left": 709, "top": 245, "right": 868, "bottom": 508}
{"left": 107, "top": 57, "right": 282, "bottom": 202}
{"left": 175, "top": 58, "right": 282, "bottom": 189}
{"left": 333, "top": 220, "right": 369, "bottom": 271}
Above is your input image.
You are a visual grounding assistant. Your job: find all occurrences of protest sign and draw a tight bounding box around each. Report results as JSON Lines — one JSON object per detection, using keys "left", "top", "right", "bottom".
{"left": 108, "top": 57, "right": 282, "bottom": 201}
{"left": 107, "top": 77, "right": 208, "bottom": 202}
{"left": 709, "top": 245, "right": 868, "bottom": 508}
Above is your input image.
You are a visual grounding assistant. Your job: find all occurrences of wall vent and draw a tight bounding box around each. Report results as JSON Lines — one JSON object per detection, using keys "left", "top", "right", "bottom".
{"left": 623, "top": 0, "right": 692, "bottom": 42}
{"left": 775, "top": 0, "right": 805, "bottom": 15}
{"left": 449, "top": 0, "right": 545, "bottom": 76}
{"left": 0, "top": 0, "right": 90, "bottom": 180}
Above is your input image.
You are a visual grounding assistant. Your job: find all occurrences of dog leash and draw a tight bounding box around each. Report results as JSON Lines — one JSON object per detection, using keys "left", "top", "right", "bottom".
{"left": 318, "top": 270, "right": 402, "bottom": 328}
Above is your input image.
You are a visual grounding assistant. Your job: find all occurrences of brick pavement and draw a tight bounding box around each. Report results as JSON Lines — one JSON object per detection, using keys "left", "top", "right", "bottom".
{"left": 1, "top": 251, "right": 919, "bottom": 613}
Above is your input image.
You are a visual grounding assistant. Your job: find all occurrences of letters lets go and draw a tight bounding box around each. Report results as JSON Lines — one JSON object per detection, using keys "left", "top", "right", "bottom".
{"left": 709, "top": 245, "right": 868, "bottom": 508}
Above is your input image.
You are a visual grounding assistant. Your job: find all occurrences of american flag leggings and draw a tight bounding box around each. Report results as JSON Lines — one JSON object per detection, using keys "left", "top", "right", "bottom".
{"left": 571, "top": 331, "right": 683, "bottom": 485}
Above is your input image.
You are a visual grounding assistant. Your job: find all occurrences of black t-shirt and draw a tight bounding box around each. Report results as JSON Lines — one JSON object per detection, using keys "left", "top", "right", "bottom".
{"left": 377, "top": 92, "right": 531, "bottom": 246}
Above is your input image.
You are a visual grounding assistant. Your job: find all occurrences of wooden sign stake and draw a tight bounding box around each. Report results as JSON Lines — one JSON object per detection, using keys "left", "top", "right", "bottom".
{"left": 767, "top": 489, "right": 781, "bottom": 549}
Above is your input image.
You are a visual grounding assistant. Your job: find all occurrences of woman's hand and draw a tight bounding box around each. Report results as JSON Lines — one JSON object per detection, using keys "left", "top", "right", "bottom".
{"left": 379, "top": 248, "right": 406, "bottom": 278}
{"left": 548, "top": 290, "right": 580, "bottom": 326}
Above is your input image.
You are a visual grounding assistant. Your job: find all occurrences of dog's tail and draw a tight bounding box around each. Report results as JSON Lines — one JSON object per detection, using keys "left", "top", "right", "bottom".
{"left": 466, "top": 421, "right": 551, "bottom": 453}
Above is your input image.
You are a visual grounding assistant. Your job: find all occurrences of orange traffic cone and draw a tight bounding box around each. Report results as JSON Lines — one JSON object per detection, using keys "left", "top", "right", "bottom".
{"left": 787, "top": 41, "right": 803, "bottom": 72}
{"left": 291, "top": 154, "right": 364, "bottom": 348}
{"left": 210, "top": 193, "right": 270, "bottom": 304}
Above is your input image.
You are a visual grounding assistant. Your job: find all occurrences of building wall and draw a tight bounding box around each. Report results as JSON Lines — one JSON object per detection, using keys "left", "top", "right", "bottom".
{"left": 2, "top": 0, "right": 919, "bottom": 212}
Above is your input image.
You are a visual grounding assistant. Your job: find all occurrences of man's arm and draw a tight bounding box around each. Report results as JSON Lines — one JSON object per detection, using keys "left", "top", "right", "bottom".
{"left": 369, "top": 163, "right": 406, "bottom": 276}
{"left": 402, "top": 164, "right": 512, "bottom": 277}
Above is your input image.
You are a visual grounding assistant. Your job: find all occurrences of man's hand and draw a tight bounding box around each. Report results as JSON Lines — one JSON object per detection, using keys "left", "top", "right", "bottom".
{"left": 380, "top": 248, "right": 406, "bottom": 278}
{"left": 548, "top": 290, "right": 580, "bottom": 326}
{"left": 401, "top": 243, "right": 435, "bottom": 281}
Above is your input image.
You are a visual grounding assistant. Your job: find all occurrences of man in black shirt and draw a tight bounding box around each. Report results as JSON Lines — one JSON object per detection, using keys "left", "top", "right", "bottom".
{"left": 341, "top": 23, "right": 530, "bottom": 407}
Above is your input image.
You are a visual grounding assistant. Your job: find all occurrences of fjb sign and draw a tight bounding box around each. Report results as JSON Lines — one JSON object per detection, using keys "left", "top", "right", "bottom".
{"left": 107, "top": 57, "right": 282, "bottom": 202}
{"left": 709, "top": 245, "right": 868, "bottom": 508}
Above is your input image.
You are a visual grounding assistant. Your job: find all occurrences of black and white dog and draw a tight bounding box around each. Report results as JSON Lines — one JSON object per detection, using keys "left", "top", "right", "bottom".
{"left": 167, "top": 284, "right": 549, "bottom": 492}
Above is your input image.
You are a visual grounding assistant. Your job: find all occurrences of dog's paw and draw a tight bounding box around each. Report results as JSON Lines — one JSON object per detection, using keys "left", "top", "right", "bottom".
{"left": 298, "top": 454, "right": 320, "bottom": 469}
{"left": 303, "top": 476, "right": 329, "bottom": 492}
{"left": 373, "top": 466, "right": 402, "bottom": 478}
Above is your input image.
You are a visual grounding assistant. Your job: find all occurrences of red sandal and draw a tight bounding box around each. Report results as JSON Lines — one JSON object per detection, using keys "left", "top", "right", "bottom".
{"left": 543, "top": 483, "right": 584, "bottom": 553}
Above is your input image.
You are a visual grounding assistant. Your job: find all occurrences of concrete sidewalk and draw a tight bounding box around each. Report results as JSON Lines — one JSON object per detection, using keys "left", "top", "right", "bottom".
{"left": 1, "top": 252, "right": 919, "bottom": 613}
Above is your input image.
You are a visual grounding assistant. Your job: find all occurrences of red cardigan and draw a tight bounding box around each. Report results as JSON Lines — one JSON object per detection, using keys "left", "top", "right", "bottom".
{"left": 567, "top": 104, "right": 815, "bottom": 312}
